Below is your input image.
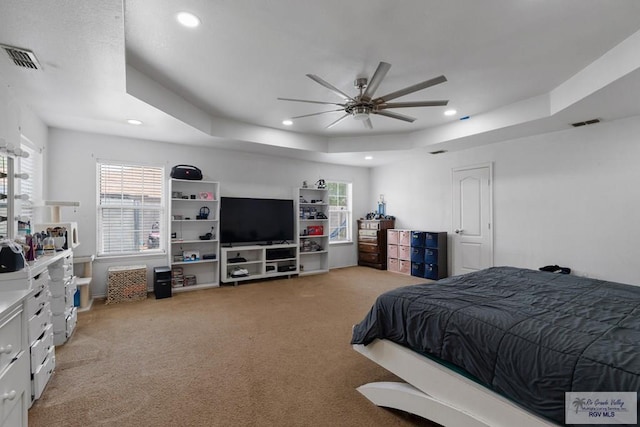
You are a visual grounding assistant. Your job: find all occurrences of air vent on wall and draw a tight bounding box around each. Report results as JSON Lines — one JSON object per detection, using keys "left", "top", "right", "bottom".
{"left": 571, "top": 118, "right": 600, "bottom": 127}
{"left": 0, "top": 44, "right": 41, "bottom": 70}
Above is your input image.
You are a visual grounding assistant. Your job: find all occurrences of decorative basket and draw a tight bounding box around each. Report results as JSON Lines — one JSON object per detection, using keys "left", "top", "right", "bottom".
{"left": 106, "top": 265, "right": 147, "bottom": 304}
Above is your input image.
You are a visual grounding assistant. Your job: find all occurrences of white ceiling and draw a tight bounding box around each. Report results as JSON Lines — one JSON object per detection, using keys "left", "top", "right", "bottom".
{"left": 1, "top": 0, "right": 640, "bottom": 166}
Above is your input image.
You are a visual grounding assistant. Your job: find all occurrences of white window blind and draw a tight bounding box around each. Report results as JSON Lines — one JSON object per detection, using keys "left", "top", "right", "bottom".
{"left": 97, "top": 161, "right": 165, "bottom": 256}
{"left": 327, "top": 181, "right": 352, "bottom": 243}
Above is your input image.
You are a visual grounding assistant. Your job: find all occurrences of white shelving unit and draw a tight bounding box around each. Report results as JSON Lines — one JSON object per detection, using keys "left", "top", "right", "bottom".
{"left": 220, "top": 244, "right": 298, "bottom": 285}
{"left": 169, "top": 179, "right": 220, "bottom": 292}
{"left": 296, "top": 186, "right": 330, "bottom": 276}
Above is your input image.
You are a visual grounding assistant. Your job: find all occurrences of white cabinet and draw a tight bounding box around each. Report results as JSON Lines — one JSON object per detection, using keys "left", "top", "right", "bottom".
{"left": 0, "top": 291, "right": 29, "bottom": 427}
{"left": 48, "top": 251, "right": 76, "bottom": 346}
{"left": 0, "top": 250, "right": 74, "bottom": 410}
{"left": 296, "top": 187, "right": 329, "bottom": 275}
{"left": 169, "top": 179, "right": 220, "bottom": 291}
{"left": 220, "top": 244, "right": 297, "bottom": 284}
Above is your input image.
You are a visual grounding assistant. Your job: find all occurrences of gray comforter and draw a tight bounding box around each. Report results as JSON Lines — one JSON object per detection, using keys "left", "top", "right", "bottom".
{"left": 351, "top": 266, "right": 640, "bottom": 425}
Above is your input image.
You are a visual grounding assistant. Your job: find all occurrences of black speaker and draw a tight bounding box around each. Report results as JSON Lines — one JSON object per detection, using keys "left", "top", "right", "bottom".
{"left": 153, "top": 266, "right": 172, "bottom": 299}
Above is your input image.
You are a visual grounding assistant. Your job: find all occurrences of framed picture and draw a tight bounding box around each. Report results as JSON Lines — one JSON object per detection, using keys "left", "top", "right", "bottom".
{"left": 199, "top": 191, "right": 214, "bottom": 200}
{"left": 183, "top": 250, "right": 200, "bottom": 261}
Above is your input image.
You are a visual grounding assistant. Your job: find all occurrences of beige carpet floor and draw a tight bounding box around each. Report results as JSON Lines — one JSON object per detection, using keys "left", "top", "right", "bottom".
{"left": 28, "top": 266, "right": 440, "bottom": 427}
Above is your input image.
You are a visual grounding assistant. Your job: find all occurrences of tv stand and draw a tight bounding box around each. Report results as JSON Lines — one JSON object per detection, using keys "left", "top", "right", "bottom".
{"left": 220, "top": 244, "right": 298, "bottom": 285}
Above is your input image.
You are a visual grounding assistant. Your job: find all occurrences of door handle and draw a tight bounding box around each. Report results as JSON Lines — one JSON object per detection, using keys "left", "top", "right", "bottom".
{"left": 454, "top": 229, "right": 463, "bottom": 234}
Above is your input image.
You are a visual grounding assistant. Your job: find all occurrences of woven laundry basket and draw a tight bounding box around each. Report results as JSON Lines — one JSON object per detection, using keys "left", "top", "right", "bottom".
{"left": 106, "top": 265, "right": 147, "bottom": 304}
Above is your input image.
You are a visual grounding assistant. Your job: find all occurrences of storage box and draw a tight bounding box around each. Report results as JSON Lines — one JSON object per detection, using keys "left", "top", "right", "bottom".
{"left": 307, "top": 225, "right": 324, "bottom": 236}
{"left": 106, "top": 265, "right": 147, "bottom": 304}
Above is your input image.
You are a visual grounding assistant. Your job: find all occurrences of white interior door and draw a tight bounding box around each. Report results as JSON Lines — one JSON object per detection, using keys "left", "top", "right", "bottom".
{"left": 452, "top": 164, "right": 493, "bottom": 275}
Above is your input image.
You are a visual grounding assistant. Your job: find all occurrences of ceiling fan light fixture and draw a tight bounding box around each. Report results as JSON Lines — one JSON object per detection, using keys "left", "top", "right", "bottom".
{"left": 351, "top": 106, "right": 370, "bottom": 121}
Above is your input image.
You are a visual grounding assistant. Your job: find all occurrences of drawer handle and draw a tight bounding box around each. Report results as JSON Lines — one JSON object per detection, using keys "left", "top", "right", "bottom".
{"left": 0, "top": 345, "right": 12, "bottom": 354}
{"left": 1, "top": 390, "right": 16, "bottom": 401}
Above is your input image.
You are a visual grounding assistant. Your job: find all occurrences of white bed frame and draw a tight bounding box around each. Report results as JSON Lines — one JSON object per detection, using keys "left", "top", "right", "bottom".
{"left": 353, "top": 339, "right": 559, "bottom": 427}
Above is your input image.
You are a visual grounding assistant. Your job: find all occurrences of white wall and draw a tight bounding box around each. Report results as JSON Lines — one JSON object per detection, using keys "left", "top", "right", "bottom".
{"left": 46, "top": 128, "right": 371, "bottom": 296}
{"left": 370, "top": 115, "right": 640, "bottom": 285}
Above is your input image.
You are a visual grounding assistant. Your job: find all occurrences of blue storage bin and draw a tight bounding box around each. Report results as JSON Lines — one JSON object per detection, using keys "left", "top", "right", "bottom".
{"left": 410, "top": 246, "right": 425, "bottom": 263}
{"left": 424, "top": 264, "right": 439, "bottom": 280}
{"left": 411, "top": 231, "right": 426, "bottom": 248}
{"left": 73, "top": 289, "right": 80, "bottom": 307}
{"left": 411, "top": 262, "right": 425, "bottom": 277}
{"left": 424, "top": 232, "right": 439, "bottom": 248}
{"left": 424, "top": 248, "right": 438, "bottom": 264}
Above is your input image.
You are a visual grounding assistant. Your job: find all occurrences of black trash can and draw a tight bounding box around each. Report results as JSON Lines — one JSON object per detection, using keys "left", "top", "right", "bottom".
{"left": 153, "top": 266, "right": 172, "bottom": 299}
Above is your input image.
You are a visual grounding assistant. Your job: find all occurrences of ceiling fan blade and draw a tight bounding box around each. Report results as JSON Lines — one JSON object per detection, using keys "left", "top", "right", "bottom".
{"left": 373, "top": 110, "right": 416, "bottom": 123}
{"left": 326, "top": 114, "right": 350, "bottom": 129}
{"left": 379, "top": 100, "right": 449, "bottom": 109}
{"left": 373, "top": 75, "right": 447, "bottom": 104}
{"left": 277, "top": 97, "right": 345, "bottom": 107}
{"left": 306, "top": 74, "right": 355, "bottom": 101}
{"left": 361, "top": 61, "right": 391, "bottom": 100}
{"left": 363, "top": 117, "right": 373, "bottom": 129}
{"left": 291, "top": 109, "right": 344, "bottom": 119}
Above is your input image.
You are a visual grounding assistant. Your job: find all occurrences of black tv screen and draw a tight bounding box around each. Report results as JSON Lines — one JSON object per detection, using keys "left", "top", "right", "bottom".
{"left": 220, "top": 197, "right": 294, "bottom": 245}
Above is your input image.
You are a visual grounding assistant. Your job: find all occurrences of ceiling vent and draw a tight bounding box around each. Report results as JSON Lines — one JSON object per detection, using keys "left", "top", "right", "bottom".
{"left": 429, "top": 150, "right": 448, "bottom": 155}
{"left": 571, "top": 118, "right": 600, "bottom": 127}
{"left": 0, "top": 44, "right": 41, "bottom": 70}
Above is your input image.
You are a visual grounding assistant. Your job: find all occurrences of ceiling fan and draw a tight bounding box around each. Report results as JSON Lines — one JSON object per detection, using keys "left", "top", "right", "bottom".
{"left": 278, "top": 61, "right": 448, "bottom": 129}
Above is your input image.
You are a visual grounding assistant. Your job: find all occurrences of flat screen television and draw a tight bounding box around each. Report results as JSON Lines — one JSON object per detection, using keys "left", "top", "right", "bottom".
{"left": 220, "top": 197, "right": 294, "bottom": 245}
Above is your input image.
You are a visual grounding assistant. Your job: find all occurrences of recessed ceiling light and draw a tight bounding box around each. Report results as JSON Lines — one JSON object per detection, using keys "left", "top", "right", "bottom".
{"left": 176, "top": 12, "right": 200, "bottom": 28}
{"left": 444, "top": 109, "right": 457, "bottom": 116}
{"left": 127, "top": 119, "right": 143, "bottom": 125}
{"left": 364, "top": 156, "right": 373, "bottom": 160}
{"left": 282, "top": 120, "right": 293, "bottom": 126}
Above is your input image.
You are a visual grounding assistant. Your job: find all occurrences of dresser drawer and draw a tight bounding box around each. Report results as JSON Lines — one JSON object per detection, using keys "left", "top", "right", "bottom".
{"left": 399, "top": 231, "right": 412, "bottom": 245}
{"left": 30, "top": 272, "right": 49, "bottom": 294}
{"left": 424, "top": 263, "right": 441, "bottom": 280}
{"left": 66, "top": 307, "right": 78, "bottom": 337}
{"left": 358, "top": 229, "right": 378, "bottom": 238}
{"left": 32, "top": 347, "right": 55, "bottom": 401}
{"left": 424, "top": 248, "right": 439, "bottom": 264}
{"left": 398, "top": 245, "right": 411, "bottom": 261}
{"left": 25, "top": 285, "right": 50, "bottom": 319}
{"left": 387, "top": 244, "right": 398, "bottom": 258}
{"left": 0, "top": 307, "right": 23, "bottom": 374}
{"left": 359, "top": 252, "right": 381, "bottom": 264}
{"left": 0, "top": 351, "right": 28, "bottom": 427}
{"left": 28, "top": 303, "right": 51, "bottom": 345}
{"left": 398, "top": 260, "right": 411, "bottom": 275}
{"left": 358, "top": 243, "right": 379, "bottom": 254}
{"left": 30, "top": 324, "right": 53, "bottom": 373}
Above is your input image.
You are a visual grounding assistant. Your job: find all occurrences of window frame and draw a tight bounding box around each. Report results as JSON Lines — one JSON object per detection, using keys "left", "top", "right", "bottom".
{"left": 96, "top": 160, "right": 166, "bottom": 258}
{"left": 327, "top": 180, "right": 352, "bottom": 244}
{"left": 17, "top": 136, "right": 43, "bottom": 228}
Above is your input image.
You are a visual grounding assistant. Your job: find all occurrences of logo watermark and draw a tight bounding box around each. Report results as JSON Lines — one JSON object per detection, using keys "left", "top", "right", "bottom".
{"left": 566, "top": 392, "right": 637, "bottom": 424}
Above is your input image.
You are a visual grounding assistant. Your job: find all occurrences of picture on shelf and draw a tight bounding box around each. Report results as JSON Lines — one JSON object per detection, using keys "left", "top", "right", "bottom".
{"left": 199, "top": 191, "right": 214, "bottom": 200}
{"left": 183, "top": 250, "right": 200, "bottom": 261}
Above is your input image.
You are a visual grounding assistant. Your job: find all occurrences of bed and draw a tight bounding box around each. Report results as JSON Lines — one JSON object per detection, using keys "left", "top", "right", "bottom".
{"left": 351, "top": 266, "right": 640, "bottom": 426}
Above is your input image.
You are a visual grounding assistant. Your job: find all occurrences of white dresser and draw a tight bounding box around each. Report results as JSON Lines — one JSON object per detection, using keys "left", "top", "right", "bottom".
{"left": 0, "top": 250, "right": 73, "bottom": 410}
{"left": 0, "top": 290, "right": 30, "bottom": 427}
{"left": 48, "top": 252, "right": 77, "bottom": 345}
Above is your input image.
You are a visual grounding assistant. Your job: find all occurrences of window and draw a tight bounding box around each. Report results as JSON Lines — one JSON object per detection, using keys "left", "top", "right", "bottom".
{"left": 327, "top": 181, "right": 352, "bottom": 243}
{"left": 97, "top": 161, "right": 164, "bottom": 256}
